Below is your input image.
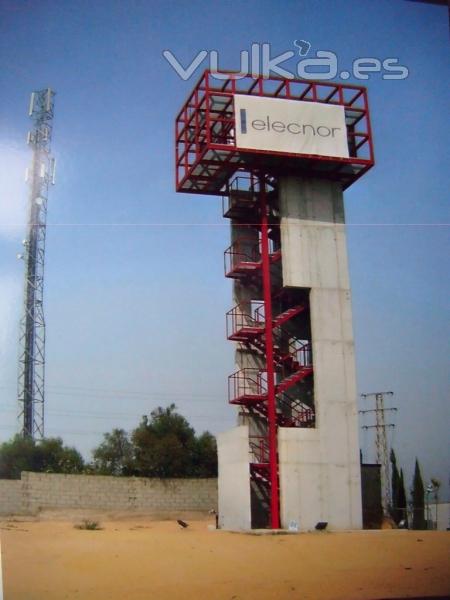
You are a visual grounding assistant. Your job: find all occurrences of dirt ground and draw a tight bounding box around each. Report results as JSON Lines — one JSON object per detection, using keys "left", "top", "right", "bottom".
{"left": 1, "top": 515, "right": 449, "bottom": 600}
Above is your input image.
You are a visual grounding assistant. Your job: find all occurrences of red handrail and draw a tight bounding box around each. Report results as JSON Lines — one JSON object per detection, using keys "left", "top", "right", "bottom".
{"left": 249, "top": 435, "right": 270, "bottom": 464}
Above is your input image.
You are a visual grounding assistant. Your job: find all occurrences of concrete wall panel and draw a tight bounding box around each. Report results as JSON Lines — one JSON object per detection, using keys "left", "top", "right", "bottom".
{"left": 217, "top": 426, "right": 251, "bottom": 530}
{"left": 278, "top": 175, "right": 362, "bottom": 531}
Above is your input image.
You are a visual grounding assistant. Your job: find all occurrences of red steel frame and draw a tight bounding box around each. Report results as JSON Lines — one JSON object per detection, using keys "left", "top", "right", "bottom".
{"left": 175, "top": 70, "right": 374, "bottom": 195}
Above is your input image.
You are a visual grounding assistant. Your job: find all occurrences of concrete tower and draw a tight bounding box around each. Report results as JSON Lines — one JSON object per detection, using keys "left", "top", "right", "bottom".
{"left": 175, "top": 71, "right": 374, "bottom": 530}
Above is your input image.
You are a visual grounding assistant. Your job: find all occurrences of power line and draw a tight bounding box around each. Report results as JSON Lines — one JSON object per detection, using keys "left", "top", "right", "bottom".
{"left": 45, "top": 386, "right": 224, "bottom": 400}
{"left": 2, "top": 383, "right": 227, "bottom": 401}
{"left": 1, "top": 402, "right": 233, "bottom": 422}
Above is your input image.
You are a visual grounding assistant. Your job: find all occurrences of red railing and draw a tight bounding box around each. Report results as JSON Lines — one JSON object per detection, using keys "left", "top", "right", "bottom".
{"left": 252, "top": 299, "right": 305, "bottom": 330}
{"left": 249, "top": 435, "right": 270, "bottom": 464}
{"left": 224, "top": 237, "right": 282, "bottom": 278}
{"left": 222, "top": 175, "right": 279, "bottom": 219}
{"left": 281, "top": 340, "right": 312, "bottom": 369}
{"left": 229, "top": 174, "right": 260, "bottom": 194}
{"left": 224, "top": 239, "right": 261, "bottom": 277}
{"left": 228, "top": 368, "right": 268, "bottom": 404}
{"left": 277, "top": 393, "right": 315, "bottom": 428}
{"left": 226, "top": 301, "right": 265, "bottom": 340}
{"left": 226, "top": 304, "right": 312, "bottom": 372}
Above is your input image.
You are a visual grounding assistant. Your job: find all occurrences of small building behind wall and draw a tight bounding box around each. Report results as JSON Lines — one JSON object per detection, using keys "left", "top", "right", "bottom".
{"left": 175, "top": 71, "right": 375, "bottom": 530}
{"left": 426, "top": 502, "right": 450, "bottom": 531}
{"left": 360, "top": 463, "right": 383, "bottom": 529}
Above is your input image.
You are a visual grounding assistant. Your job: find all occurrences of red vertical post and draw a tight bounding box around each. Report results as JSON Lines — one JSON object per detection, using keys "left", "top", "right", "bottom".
{"left": 259, "top": 174, "right": 280, "bottom": 529}
{"left": 364, "top": 89, "right": 375, "bottom": 165}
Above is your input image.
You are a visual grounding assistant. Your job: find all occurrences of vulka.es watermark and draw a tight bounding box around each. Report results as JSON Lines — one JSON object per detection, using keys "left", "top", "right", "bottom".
{"left": 163, "top": 41, "right": 409, "bottom": 81}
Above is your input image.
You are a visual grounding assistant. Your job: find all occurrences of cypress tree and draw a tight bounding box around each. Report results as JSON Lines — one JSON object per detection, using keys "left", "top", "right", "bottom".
{"left": 390, "top": 449, "right": 401, "bottom": 523}
{"left": 398, "top": 468, "right": 408, "bottom": 527}
{"left": 412, "top": 458, "right": 426, "bottom": 530}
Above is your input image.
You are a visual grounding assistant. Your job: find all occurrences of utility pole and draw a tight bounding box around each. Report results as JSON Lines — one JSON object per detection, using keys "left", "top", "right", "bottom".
{"left": 360, "top": 391, "right": 397, "bottom": 516}
{"left": 17, "top": 88, "right": 56, "bottom": 438}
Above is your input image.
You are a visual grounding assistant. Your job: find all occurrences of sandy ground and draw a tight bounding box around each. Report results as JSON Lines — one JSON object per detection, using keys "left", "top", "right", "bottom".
{"left": 1, "top": 516, "right": 449, "bottom": 600}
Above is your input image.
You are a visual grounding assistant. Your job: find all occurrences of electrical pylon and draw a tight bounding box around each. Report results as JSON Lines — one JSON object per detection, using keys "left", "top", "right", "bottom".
{"left": 17, "top": 88, "right": 56, "bottom": 438}
{"left": 360, "top": 391, "right": 397, "bottom": 515}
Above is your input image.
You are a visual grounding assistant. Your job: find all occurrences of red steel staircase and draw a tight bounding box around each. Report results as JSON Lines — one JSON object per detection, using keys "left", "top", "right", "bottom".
{"left": 223, "top": 174, "right": 315, "bottom": 528}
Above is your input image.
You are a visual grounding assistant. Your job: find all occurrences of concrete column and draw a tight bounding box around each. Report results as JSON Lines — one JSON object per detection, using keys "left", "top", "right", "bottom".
{"left": 217, "top": 425, "right": 252, "bottom": 530}
{"left": 278, "top": 176, "right": 362, "bottom": 530}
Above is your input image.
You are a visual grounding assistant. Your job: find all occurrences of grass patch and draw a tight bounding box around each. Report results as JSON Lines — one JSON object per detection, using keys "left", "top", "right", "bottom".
{"left": 74, "top": 519, "right": 102, "bottom": 531}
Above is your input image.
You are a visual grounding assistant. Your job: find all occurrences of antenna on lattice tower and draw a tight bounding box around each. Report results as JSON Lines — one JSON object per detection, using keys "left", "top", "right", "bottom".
{"left": 360, "top": 391, "right": 397, "bottom": 516}
{"left": 17, "top": 88, "right": 56, "bottom": 439}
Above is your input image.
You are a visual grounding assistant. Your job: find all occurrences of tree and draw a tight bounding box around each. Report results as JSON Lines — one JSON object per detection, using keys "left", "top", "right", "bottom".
{"left": 398, "top": 469, "right": 408, "bottom": 527}
{"left": 411, "top": 458, "right": 426, "bottom": 530}
{"left": 92, "top": 429, "right": 134, "bottom": 476}
{"left": 429, "top": 477, "right": 441, "bottom": 529}
{"left": 36, "top": 437, "right": 84, "bottom": 474}
{"left": 390, "top": 449, "right": 408, "bottom": 526}
{"left": 0, "top": 435, "right": 84, "bottom": 479}
{"left": 191, "top": 431, "right": 218, "bottom": 477}
{"left": 0, "top": 435, "right": 37, "bottom": 479}
{"left": 132, "top": 405, "right": 196, "bottom": 477}
{"left": 430, "top": 477, "right": 441, "bottom": 501}
{"left": 89, "top": 404, "right": 218, "bottom": 478}
{"left": 130, "top": 404, "right": 217, "bottom": 478}
{"left": 390, "top": 448, "right": 401, "bottom": 523}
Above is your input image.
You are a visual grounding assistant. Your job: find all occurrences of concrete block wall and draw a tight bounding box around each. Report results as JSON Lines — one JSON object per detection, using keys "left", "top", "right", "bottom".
{"left": 0, "top": 472, "right": 217, "bottom": 516}
{"left": 0, "top": 480, "right": 25, "bottom": 515}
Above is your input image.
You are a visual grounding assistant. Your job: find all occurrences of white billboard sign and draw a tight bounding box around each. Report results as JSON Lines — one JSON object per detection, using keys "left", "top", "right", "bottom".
{"left": 234, "top": 95, "right": 349, "bottom": 159}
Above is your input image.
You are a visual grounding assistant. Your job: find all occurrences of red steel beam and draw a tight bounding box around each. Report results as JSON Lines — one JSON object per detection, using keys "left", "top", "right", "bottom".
{"left": 259, "top": 175, "right": 280, "bottom": 529}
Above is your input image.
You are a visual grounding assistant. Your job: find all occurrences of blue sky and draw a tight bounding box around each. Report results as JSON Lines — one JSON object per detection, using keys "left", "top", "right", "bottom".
{"left": 0, "top": 0, "right": 449, "bottom": 499}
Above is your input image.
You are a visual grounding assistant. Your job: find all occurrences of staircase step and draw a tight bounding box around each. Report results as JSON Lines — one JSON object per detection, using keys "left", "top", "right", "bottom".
{"left": 272, "top": 304, "right": 305, "bottom": 328}
{"left": 276, "top": 367, "right": 313, "bottom": 394}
